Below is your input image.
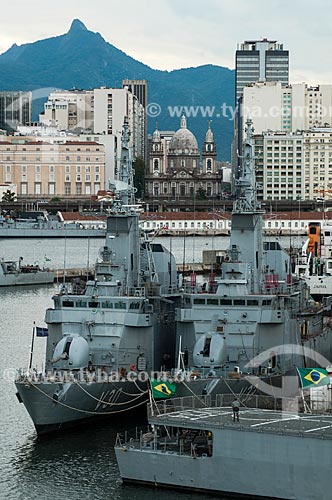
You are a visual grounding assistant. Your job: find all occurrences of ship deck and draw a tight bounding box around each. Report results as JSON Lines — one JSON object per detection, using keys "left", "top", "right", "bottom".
{"left": 148, "top": 400, "right": 332, "bottom": 439}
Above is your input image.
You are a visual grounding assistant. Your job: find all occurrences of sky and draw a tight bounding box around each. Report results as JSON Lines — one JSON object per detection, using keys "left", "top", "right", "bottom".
{"left": 0, "top": 0, "right": 331, "bottom": 84}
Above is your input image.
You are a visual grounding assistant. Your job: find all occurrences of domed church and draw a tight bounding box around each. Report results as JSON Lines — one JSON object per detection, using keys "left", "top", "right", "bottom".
{"left": 145, "top": 115, "right": 223, "bottom": 206}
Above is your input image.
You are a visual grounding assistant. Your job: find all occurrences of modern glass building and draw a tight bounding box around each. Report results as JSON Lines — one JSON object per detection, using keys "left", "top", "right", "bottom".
{"left": 235, "top": 39, "right": 289, "bottom": 103}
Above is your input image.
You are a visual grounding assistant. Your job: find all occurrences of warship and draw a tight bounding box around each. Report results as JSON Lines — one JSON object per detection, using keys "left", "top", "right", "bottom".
{"left": 0, "top": 257, "right": 54, "bottom": 286}
{"left": 15, "top": 118, "right": 180, "bottom": 434}
{"left": 115, "top": 395, "right": 332, "bottom": 500}
{"left": 0, "top": 211, "right": 105, "bottom": 238}
{"left": 173, "top": 119, "right": 332, "bottom": 398}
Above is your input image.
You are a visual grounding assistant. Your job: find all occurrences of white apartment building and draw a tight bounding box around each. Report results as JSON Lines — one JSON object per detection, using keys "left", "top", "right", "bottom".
{"left": 243, "top": 82, "right": 332, "bottom": 135}
{"left": 92, "top": 87, "right": 145, "bottom": 174}
{"left": 253, "top": 131, "right": 304, "bottom": 201}
{"left": 40, "top": 90, "right": 93, "bottom": 130}
{"left": 39, "top": 87, "right": 144, "bottom": 180}
{"left": 303, "top": 128, "right": 332, "bottom": 200}
{"left": 253, "top": 128, "right": 332, "bottom": 201}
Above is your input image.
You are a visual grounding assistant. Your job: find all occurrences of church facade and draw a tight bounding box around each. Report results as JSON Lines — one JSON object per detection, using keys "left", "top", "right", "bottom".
{"left": 145, "top": 116, "right": 223, "bottom": 204}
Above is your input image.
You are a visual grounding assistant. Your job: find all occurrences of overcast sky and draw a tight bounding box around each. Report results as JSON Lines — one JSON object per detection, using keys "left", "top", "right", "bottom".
{"left": 0, "top": 0, "right": 331, "bottom": 84}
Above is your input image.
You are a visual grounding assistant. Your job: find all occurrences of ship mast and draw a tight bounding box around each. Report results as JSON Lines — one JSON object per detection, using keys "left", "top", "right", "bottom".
{"left": 234, "top": 118, "right": 260, "bottom": 213}
{"left": 119, "top": 116, "right": 135, "bottom": 206}
{"left": 227, "top": 118, "right": 265, "bottom": 294}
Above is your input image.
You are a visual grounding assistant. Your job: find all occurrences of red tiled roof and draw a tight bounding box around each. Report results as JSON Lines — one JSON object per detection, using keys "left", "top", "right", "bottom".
{"left": 59, "top": 211, "right": 106, "bottom": 221}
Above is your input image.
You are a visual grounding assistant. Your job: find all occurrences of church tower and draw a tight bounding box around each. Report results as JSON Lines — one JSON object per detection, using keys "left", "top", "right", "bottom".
{"left": 202, "top": 121, "right": 217, "bottom": 174}
{"left": 149, "top": 121, "right": 164, "bottom": 177}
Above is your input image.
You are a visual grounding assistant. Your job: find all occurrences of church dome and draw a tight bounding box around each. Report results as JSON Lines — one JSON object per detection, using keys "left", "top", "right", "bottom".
{"left": 168, "top": 115, "right": 199, "bottom": 155}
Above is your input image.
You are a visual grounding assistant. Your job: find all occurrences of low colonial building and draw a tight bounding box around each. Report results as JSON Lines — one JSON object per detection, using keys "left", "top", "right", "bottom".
{"left": 0, "top": 140, "right": 105, "bottom": 198}
{"left": 145, "top": 116, "right": 223, "bottom": 205}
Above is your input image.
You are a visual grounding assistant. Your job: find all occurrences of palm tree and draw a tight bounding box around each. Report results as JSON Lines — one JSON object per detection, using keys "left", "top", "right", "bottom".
{"left": 2, "top": 190, "right": 16, "bottom": 202}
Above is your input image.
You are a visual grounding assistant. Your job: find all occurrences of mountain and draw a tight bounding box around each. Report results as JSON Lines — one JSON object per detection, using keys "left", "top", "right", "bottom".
{"left": 0, "top": 19, "right": 235, "bottom": 160}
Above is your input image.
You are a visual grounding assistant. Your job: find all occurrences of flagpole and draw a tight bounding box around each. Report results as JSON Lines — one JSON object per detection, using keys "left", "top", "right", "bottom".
{"left": 29, "top": 322, "right": 36, "bottom": 370}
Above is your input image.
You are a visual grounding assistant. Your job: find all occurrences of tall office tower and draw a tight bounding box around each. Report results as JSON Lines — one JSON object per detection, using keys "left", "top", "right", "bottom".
{"left": 0, "top": 91, "right": 32, "bottom": 131}
{"left": 235, "top": 39, "right": 289, "bottom": 104}
{"left": 122, "top": 79, "right": 148, "bottom": 164}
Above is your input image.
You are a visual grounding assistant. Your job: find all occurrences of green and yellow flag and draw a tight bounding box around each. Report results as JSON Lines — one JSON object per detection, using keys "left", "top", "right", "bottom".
{"left": 296, "top": 367, "right": 331, "bottom": 389}
{"left": 150, "top": 379, "right": 176, "bottom": 399}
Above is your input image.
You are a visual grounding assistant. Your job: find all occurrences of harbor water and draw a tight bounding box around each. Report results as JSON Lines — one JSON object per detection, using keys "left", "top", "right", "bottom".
{"left": 0, "top": 236, "right": 288, "bottom": 499}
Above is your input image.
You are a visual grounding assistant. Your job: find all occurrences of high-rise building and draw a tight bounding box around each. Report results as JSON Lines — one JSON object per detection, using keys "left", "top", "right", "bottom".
{"left": 235, "top": 39, "right": 289, "bottom": 103}
{"left": 122, "top": 79, "right": 148, "bottom": 164}
{"left": 39, "top": 87, "right": 145, "bottom": 181}
{"left": 0, "top": 91, "right": 32, "bottom": 131}
{"left": 233, "top": 39, "right": 289, "bottom": 180}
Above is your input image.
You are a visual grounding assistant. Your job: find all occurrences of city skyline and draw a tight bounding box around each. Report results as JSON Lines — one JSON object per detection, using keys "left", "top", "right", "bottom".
{"left": 0, "top": 0, "right": 331, "bottom": 84}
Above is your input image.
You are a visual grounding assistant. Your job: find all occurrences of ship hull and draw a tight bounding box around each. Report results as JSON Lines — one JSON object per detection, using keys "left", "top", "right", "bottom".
{"left": 15, "top": 378, "right": 149, "bottom": 435}
{"left": 0, "top": 271, "right": 54, "bottom": 286}
{"left": 0, "top": 229, "right": 105, "bottom": 238}
{"left": 116, "top": 430, "right": 332, "bottom": 500}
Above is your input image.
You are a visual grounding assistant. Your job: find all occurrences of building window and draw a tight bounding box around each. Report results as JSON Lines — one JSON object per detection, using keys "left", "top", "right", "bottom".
{"left": 76, "top": 165, "right": 81, "bottom": 173}
{"left": 35, "top": 183, "right": 41, "bottom": 195}
{"left": 21, "top": 174, "right": 27, "bottom": 181}
{"left": 95, "top": 174, "right": 100, "bottom": 182}
{"left": 49, "top": 174, "right": 55, "bottom": 182}
{"left": 65, "top": 174, "right": 71, "bottom": 182}
{"left": 65, "top": 165, "right": 70, "bottom": 173}
{"left": 21, "top": 165, "right": 27, "bottom": 173}
{"left": 94, "top": 183, "right": 100, "bottom": 193}
{"left": 85, "top": 174, "right": 91, "bottom": 182}
{"left": 206, "top": 159, "right": 212, "bottom": 171}
{"left": 85, "top": 184, "right": 91, "bottom": 195}
{"left": 64, "top": 182, "right": 71, "bottom": 195}
{"left": 153, "top": 184, "right": 159, "bottom": 196}
{"left": 21, "top": 183, "right": 27, "bottom": 195}
{"left": 154, "top": 159, "right": 159, "bottom": 171}
{"left": 35, "top": 165, "right": 41, "bottom": 173}
{"left": 76, "top": 174, "right": 81, "bottom": 182}
{"left": 48, "top": 183, "right": 55, "bottom": 195}
{"left": 35, "top": 174, "right": 41, "bottom": 182}
{"left": 5, "top": 165, "right": 11, "bottom": 173}
{"left": 49, "top": 165, "right": 54, "bottom": 173}
{"left": 95, "top": 165, "right": 100, "bottom": 173}
{"left": 5, "top": 173, "right": 11, "bottom": 182}
{"left": 85, "top": 165, "right": 91, "bottom": 173}
{"left": 76, "top": 183, "right": 82, "bottom": 195}
{"left": 180, "top": 183, "right": 186, "bottom": 196}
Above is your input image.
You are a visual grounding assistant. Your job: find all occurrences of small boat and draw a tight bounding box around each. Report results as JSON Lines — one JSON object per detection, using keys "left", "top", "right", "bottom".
{"left": 0, "top": 257, "right": 54, "bottom": 286}
{"left": 115, "top": 394, "right": 332, "bottom": 500}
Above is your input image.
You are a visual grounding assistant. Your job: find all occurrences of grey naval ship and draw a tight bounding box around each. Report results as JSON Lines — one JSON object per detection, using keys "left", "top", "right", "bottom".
{"left": 173, "top": 118, "right": 332, "bottom": 398}
{"left": 115, "top": 395, "right": 332, "bottom": 500}
{"left": 15, "top": 119, "right": 332, "bottom": 434}
{"left": 15, "top": 118, "right": 180, "bottom": 434}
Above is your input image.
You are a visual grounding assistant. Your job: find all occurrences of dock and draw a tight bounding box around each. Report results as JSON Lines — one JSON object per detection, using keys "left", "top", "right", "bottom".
{"left": 54, "top": 268, "right": 94, "bottom": 282}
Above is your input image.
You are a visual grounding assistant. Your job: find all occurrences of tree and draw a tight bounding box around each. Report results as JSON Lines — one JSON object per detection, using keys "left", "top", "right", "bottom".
{"left": 133, "top": 157, "right": 145, "bottom": 199}
{"left": 2, "top": 190, "right": 16, "bottom": 202}
{"left": 196, "top": 187, "right": 207, "bottom": 200}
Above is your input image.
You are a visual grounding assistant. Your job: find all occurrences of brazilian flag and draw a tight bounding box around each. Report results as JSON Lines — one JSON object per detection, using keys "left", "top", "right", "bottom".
{"left": 297, "top": 367, "right": 331, "bottom": 389}
{"left": 150, "top": 379, "right": 176, "bottom": 399}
